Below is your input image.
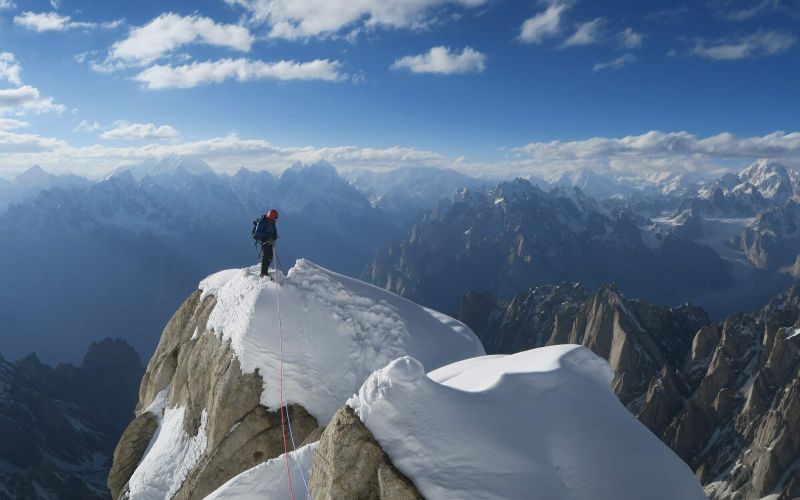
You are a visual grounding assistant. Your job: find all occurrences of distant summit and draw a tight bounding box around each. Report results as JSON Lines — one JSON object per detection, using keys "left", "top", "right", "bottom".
{"left": 109, "top": 155, "right": 216, "bottom": 182}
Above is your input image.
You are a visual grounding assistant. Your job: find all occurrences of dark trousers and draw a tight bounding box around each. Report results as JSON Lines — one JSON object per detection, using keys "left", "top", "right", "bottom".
{"left": 260, "top": 242, "right": 274, "bottom": 276}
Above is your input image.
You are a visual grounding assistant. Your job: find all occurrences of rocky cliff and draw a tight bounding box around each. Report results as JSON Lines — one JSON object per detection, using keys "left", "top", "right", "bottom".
{"left": 461, "top": 282, "right": 800, "bottom": 499}
{"left": 107, "top": 289, "right": 318, "bottom": 499}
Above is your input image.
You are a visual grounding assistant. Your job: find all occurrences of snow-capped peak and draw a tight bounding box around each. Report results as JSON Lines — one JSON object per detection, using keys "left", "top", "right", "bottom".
{"left": 737, "top": 159, "right": 797, "bottom": 200}
{"left": 14, "top": 165, "right": 56, "bottom": 188}
{"left": 109, "top": 155, "right": 215, "bottom": 183}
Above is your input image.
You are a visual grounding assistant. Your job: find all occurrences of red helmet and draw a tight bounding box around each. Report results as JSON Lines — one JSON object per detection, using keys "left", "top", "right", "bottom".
{"left": 267, "top": 209, "right": 279, "bottom": 220}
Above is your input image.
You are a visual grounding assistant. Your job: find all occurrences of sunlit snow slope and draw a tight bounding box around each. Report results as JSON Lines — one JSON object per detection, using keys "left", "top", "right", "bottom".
{"left": 199, "top": 259, "right": 486, "bottom": 423}
{"left": 348, "top": 345, "right": 707, "bottom": 500}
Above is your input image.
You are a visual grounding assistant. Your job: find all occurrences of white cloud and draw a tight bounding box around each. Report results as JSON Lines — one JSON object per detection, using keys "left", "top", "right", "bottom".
{"left": 692, "top": 30, "right": 796, "bottom": 60}
{"left": 14, "top": 11, "right": 122, "bottom": 32}
{"left": 226, "top": 0, "right": 487, "bottom": 40}
{"left": 100, "top": 122, "right": 181, "bottom": 141}
{"left": 0, "top": 118, "right": 28, "bottom": 130}
{"left": 0, "top": 53, "right": 22, "bottom": 86}
{"left": 0, "top": 86, "right": 64, "bottom": 114}
{"left": 135, "top": 58, "right": 345, "bottom": 90}
{"left": 0, "top": 130, "right": 66, "bottom": 154}
{"left": 73, "top": 120, "right": 102, "bottom": 133}
{"left": 2, "top": 128, "right": 800, "bottom": 178}
{"left": 619, "top": 28, "right": 642, "bottom": 49}
{"left": 511, "top": 130, "right": 800, "bottom": 176}
{"left": 391, "top": 46, "right": 486, "bottom": 75}
{"left": 109, "top": 13, "right": 252, "bottom": 66}
{"left": 519, "top": 3, "right": 569, "bottom": 44}
{"left": 0, "top": 0, "right": 15, "bottom": 10}
{"left": 50, "top": 0, "right": 60, "bottom": 9}
{"left": 593, "top": 52, "right": 635, "bottom": 72}
{"left": 563, "top": 18, "right": 604, "bottom": 47}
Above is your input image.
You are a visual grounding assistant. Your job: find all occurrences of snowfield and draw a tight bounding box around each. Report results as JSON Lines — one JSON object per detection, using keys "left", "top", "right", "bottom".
{"left": 199, "top": 259, "right": 486, "bottom": 424}
{"left": 348, "top": 345, "right": 707, "bottom": 500}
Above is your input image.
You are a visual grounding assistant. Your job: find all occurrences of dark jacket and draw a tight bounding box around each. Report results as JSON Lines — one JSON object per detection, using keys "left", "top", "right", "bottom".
{"left": 264, "top": 221, "right": 278, "bottom": 242}
{"left": 254, "top": 216, "right": 279, "bottom": 243}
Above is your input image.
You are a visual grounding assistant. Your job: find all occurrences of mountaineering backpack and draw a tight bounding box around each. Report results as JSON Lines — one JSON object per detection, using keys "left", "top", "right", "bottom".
{"left": 252, "top": 215, "right": 270, "bottom": 242}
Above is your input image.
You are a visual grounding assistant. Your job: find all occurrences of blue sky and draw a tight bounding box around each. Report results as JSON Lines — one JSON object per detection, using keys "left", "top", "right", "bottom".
{"left": 0, "top": 0, "right": 798, "bottom": 178}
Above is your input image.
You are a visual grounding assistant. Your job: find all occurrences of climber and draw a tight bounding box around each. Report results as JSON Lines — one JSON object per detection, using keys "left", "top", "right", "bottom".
{"left": 253, "top": 209, "right": 279, "bottom": 278}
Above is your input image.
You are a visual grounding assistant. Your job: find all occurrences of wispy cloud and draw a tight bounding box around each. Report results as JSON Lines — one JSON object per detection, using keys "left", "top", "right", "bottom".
{"left": 108, "top": 13, "right": 252, "bottom": 67}
{"left": 518, "top": 2, "right": 569, "bottom": 44}
{"left": 226, "top": 0, "right": 488, "bottom": 40}
{"left": 0, "top": 0, "right": 15, "bottom": 10}
{"left": 0, "top": 86, "right": 64, "bottom": 115}
{"left": 618, "top": 28, "right": 643, "bottom": 49}
{"left": 73, "top": 120, "right": 102, "bottom": 133}
{"left": 692, "top": 30, "right": 796, "bottom": 60}
{"left": 100, "top": 122, "right": 181, "bottom": 141}
{"left": 135, "top": 58, "right": 346, "bottom": 90}
{"left": 592, "top": 52, "right": 635, "bottom": 72}
{"left": 563, "top": 18, "right": 604, "bottom": 47}
{"left": 0, "top": 118, "right": 29, "bottom": 130}
{"left": 391, "top": 46, "right": 486, "bottom": 75}
{"left": 14, "top": 11, "right": 122, "bottom": 32}
{"left": 707, "top": 0, "right": 787, "bottom": 21}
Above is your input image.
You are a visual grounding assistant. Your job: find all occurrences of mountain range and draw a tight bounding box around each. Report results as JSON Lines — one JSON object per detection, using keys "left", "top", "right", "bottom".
{"left": 0, "top": 158, "right": 398, "bottom": 362}
{"left": 0, "top": 339, "right": 143, "bottom": 499}
{"left": 2, "top": 157, "right": 799, "bottom": 364}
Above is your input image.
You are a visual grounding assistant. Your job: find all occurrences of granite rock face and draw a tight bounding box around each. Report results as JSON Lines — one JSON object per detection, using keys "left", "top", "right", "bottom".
{"left": 109, "top": 289, "right": 318, "bottom": 500}
{"left": 309, "top": 406, "right": 422, "bottom": 500}
{"left": 462, "top": 282, "right": 800, "bottom": 499}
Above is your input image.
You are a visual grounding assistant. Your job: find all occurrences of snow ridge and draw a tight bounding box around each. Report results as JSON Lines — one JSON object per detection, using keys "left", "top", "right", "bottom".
{"left": 199, "top": 259, "right": 485, "bottom": 424}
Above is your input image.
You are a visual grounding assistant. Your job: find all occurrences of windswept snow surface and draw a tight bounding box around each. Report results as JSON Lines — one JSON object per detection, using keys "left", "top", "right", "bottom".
{"left": 205, "top": 443, "right": 316, "bottom": 500}
{"left": 199, "top": 259, "right": 485, "bottom": 424}
{"left": 349, "top": 345, "right": 707, "bottom": 500}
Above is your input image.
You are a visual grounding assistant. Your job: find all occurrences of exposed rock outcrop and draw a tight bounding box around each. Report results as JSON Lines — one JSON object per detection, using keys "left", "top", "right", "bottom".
{"left": 109, "top": 289, "right": 318, "bottom": 499}
{"left": 461, "top": 282, "right": 800, "bottom": 499}
{"left": 309, "top": 406, "right": 422, "bottom": 500}
{"left": 732, "top": 201, "right": 800, "bottom": 270}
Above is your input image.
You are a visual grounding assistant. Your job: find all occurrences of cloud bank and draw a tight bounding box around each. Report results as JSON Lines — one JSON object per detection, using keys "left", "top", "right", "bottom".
{"left": 510, "top": 130, "right": 800, "bottom": 177}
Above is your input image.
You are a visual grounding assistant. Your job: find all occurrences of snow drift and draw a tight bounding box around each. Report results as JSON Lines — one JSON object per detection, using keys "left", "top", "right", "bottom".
{"left": 348, "top": 345, "right": 707, "bottom": 500}
{"left": 199, "top": 259, "right": 485, "bottom": 424}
